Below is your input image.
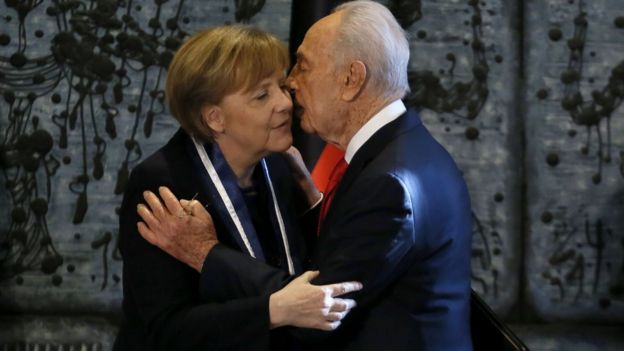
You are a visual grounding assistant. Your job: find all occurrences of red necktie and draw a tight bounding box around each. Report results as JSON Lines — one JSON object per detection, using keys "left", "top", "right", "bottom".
{"left": 311, "top": 144, "right": 345, "bottom": 193}
{"left": 318, "top": 158, "right": 348, "bottom": 233}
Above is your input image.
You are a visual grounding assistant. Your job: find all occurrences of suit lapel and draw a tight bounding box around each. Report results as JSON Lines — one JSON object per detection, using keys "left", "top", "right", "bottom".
{"left": 172, "top": 134, "right": 301, "bottom": 273}
{"left": 164, "top": 129, "right": 212, "bottom": 205}
{"left": 162, "top": 130, "right": 231, "bottom": 246}
{"left": 320, "top": 109, "right": 422, "bottom": 231}
{"left": 262, "top": 155, "right": 304, "bottom": 274}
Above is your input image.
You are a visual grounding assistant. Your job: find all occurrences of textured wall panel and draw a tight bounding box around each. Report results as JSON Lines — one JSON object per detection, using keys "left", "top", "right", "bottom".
{"left": 0, "top": 0, "right": 291, "bottom": 313}
{"left": 525, "top": 0, "right": 624, "bottom": 322}
{"left": 512, "top": 324, "right": 624, "bottom": 351}
{"left": 399, "top": 0, "right": 522, "bottom": 313}
{"left": 0, "top": 317, "right": 117, "bottom": 350}
{"left": 1, "top": 0, "right": 622, "bottom": 348}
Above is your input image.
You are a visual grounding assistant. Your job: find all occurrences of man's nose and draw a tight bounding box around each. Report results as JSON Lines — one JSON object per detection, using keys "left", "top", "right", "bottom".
{"left": 286, "top": 72, "right": 297, "bottom": 91}
{"left": 279, "top": 88, "right": 293, "bottom": 109}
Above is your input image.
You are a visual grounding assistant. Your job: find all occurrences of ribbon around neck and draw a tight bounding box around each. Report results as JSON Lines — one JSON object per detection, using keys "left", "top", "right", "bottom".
{"left": 187, "top": 136, "right": 295, "bottom": 275}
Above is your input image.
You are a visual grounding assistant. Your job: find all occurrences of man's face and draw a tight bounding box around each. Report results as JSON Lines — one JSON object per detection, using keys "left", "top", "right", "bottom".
{"left": 287, "top": 13, "right": 346, "bottom": 145}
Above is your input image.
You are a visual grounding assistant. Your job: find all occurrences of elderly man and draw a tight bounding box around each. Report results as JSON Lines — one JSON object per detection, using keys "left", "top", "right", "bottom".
{"left": 138, "top": 1, "right": 473, "bottom": 350}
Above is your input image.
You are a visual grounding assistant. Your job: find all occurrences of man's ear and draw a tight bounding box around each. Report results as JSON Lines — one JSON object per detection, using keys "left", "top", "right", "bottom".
{"left": 200, "top": 105, "right": 225, "bottom": 133}
{"left": 341, "top": 60, "right": 367, "bottom": 101}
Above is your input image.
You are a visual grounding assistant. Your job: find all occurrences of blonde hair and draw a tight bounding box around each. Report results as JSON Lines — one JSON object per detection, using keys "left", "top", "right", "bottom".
{"left": 166, "top": 25, "right": 289, "bottom": 141}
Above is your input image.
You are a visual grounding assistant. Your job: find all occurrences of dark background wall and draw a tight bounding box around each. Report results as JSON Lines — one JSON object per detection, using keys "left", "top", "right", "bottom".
{"left": 0, "top": 1, "right": 622, "bottom": 350}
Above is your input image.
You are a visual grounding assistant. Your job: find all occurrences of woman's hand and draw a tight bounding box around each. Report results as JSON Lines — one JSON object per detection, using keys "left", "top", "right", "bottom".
{"left": 269, "top": 271, "right": 362, "bottom": 331}
{"left": 283, "top": 146, "right": 322, "bottom": 208}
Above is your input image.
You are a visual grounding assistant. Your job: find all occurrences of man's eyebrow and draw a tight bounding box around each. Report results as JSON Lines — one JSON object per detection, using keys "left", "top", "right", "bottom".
{"left": 295, "top": 51, "right": 306, "bottom": 62}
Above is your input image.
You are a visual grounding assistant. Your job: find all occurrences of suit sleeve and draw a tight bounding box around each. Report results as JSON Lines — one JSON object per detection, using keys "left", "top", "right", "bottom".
{"left": 199, "top": 244, "right": 291, "bottom": 300}
{"left": 120, "top": 164, "right": 272, "bottom": 351}
{"left": 294, "top": 173, "right": 415, "bottom": 340}
{"left": 198, "top": 156, "right": 318, "bottom": 301}
{"left": 310, "top": 173, "right": 415, "bottom": 299}
{"left": 197, "top": 209, "right": 317, "bottom": 299}
{"left": 200, "top": 173, "right": 417, "bottom": 341}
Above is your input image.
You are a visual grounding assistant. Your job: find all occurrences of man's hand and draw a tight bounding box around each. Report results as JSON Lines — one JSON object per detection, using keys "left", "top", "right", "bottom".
{"left": 269, "top": 271, "right": 362, "bottom": 331}
{"left": 283, "top": 146, "right": 322, "bottom": 208}
{"left": 137, "top": 186, "right": 218, "bottom": 272}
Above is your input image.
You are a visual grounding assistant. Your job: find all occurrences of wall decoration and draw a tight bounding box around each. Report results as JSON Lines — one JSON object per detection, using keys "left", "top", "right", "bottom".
{"left": 0, "top": 0, "right": 291, "bottom": 313}
{"left": 526, "top": 0, "right": 624, "bottom": 322}
{"left": 0, "top": 0, "right": 622, "bottom": 348}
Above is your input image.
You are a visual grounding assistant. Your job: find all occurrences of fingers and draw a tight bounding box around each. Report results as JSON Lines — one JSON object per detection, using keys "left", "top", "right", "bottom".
{"left": 137, "top": 203, "right": 160, "bottom": 229}
{"left": 188, "top": 200, "right": 213, "bottom": 222}
{"left": 326, "top": 281, "right": 363, "bottom": 297}
{"left": 330, "top": 298, "right": 356, "bottom": 313}
{"left": 319, "top": 321, "right": 341, "bottom": 331}
{"left": 298, "top": 270, "right": 320, "bottom": 283}
{"left": 274, "top": 271, "right": 359, "bottom": 332}
{"left": 324, "top": 311, "right": 347, "bottom": 322}
{"left": 159, "top": 187, "right": 184, "bottom": 216}
{"left": 319, "top": 298, "right": 356, "bottom": 330}
{"left": 180, "top": 199, "right": 193, "bottom": 214}
{"left": 143, "top": 190, "right": 168, "bottom": 219}
{"left": 303, "top": 270, "right": 321, "bottom": 281}
{"left": 137, "top": 221, "right": 157, "bottom": 245}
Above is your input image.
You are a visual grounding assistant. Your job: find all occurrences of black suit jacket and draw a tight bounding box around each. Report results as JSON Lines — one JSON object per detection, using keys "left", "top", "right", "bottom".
{"left": 202, "top": 109, "right": 474, "bottom": 350}
{"left": 114, "top": 129, "right": 310, "bottom": 351}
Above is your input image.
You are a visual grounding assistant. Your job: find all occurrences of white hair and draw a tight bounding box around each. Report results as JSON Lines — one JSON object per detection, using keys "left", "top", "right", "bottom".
{"left": 332, "top": 0, "right": 410, "bottom": 99}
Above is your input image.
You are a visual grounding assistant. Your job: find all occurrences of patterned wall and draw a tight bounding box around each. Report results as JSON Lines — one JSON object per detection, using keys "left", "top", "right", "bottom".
{"left": 525, "top": 0, "right": 624, "bottom": 322}
{"left": 403, "top": 0, "right": 523, "bottom": 314}
{"left": 0, "top": 0, "right": 622, "bottom": 349}
{"left": 0, "top": 0, "right": 291, "bottom": 314}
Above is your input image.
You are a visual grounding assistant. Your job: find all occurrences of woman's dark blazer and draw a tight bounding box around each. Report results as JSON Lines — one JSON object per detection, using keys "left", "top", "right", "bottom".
{"left": 113, "top": 129, "right": 310, "bottom": 351}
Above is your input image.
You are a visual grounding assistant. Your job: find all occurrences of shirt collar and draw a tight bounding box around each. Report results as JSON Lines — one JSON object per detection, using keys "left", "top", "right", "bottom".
{"left": 344, "top": 99, "right": 406, "bottom": 163}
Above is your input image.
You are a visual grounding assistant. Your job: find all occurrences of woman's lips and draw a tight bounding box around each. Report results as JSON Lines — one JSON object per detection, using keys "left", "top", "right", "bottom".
{"left": 273, "top": 120, "right": 291, "bottom": 130}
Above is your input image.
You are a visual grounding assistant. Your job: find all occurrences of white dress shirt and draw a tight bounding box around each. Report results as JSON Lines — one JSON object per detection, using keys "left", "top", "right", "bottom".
{"left": 344, "top": 99, "right": 406, "bottom": 164}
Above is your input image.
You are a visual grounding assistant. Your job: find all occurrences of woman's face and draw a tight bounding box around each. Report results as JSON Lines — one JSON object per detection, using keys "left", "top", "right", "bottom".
{"left": 211, "top": 71, "right": 293, "bottom": 160}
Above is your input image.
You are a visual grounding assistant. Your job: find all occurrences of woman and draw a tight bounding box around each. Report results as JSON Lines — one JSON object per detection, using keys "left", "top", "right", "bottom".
{"left": 114, "top": 26, "right": 358, "bottom": 351}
